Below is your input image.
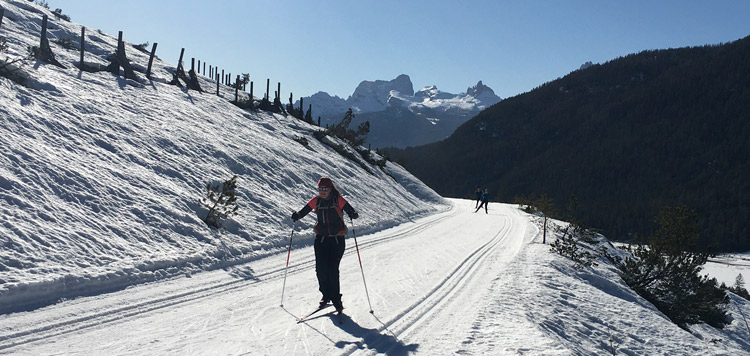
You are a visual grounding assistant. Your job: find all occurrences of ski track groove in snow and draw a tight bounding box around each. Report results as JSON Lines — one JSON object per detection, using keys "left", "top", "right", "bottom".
{"left": 0, "top": 207, "right": 458, "bottom": 351}
{"left": 342, "top": 215, "right": 513, "bottom": 355}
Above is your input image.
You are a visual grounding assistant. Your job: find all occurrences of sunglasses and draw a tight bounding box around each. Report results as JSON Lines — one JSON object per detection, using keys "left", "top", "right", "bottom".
{"left": 318, "top": 187, "right": 331, "bottom": 192}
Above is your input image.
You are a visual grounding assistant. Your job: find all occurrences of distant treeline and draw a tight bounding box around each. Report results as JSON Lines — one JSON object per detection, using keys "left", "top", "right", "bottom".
{"left": 388, "top": 35, "right": 750, "bottom": 252}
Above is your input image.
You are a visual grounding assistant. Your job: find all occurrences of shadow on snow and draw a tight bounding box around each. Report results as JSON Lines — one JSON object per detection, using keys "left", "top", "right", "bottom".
{"left": 333, "top": 313, "right": 419, "bottom": 355}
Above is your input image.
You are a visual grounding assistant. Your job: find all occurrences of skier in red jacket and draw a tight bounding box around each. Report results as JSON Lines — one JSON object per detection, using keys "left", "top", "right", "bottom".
{"left": 292, "top": 177, "right": 358, "bottom": 313}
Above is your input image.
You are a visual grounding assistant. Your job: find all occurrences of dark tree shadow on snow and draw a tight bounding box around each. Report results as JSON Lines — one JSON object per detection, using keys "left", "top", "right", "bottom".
{"left": 333, "top": 314, "right": 419, "bottom": 355}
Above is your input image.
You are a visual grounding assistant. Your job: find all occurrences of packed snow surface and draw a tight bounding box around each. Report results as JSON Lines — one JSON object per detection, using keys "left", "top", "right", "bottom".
{"left": 2, "top": 201, "right": 750, "bottom": 355}
{"left": 1, "top": 1, "right": 749, "bottom": 355}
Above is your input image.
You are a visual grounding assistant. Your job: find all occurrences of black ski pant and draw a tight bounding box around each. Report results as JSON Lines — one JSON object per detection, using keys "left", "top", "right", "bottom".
{"left": 475, "top": 200, "right": 488, "bottom": 213}
{"left": 314, "top": 234, "right": 346, "bottom": 307}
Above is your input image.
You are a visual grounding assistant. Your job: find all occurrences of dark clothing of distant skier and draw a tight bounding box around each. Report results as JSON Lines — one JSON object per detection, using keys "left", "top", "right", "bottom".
{"left": 292, "top": 177, "right": 358, "bottom": 312}
{"left": 475, "top": 189, "right": 489, "bottom": 214}
{"left": 474, "top": 188, "right": 482, "bottom": 209}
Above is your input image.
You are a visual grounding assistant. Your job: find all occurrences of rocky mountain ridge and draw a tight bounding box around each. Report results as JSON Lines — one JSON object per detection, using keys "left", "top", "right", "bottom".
{"left": 299, "top": 75, "right": 501, "bottom": 148}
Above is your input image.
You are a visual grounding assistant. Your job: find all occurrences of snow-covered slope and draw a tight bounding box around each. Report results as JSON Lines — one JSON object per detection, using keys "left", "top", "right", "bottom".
{"left": 0, "top": 0, "right": 445, "bottom": 313}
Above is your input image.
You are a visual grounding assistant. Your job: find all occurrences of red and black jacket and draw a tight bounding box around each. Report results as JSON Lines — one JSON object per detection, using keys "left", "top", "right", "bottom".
{"left": 297, "top": 192, "right": 356, "bottom": 237}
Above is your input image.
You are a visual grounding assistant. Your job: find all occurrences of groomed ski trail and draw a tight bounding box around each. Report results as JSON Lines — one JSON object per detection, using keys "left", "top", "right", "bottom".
{"left": 0, "top": 199, "right": 534, "bottom": 355}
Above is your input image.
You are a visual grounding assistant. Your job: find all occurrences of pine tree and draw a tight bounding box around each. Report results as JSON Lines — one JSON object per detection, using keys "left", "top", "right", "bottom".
{"left": 730, "top": 273, "right": 750, "bottom": 299}
{"left": 201, "top": 175, "right": 239, "bottom": 228}
{"left": 327, "top": 108, "right": 369, "bottom": 146}
{"left": 619, "top": 206, "right": 728, "bottom": 328}
{"left": 736, "top": 274, "right": 746, "bottom": 291}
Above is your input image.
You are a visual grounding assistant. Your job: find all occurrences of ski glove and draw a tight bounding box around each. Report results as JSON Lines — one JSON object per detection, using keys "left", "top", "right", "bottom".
{"left": 291, "top": 211, "right": 300, "bottom": 221}
{"left": 350, "top": 211, "right": 359, "bottom": 219}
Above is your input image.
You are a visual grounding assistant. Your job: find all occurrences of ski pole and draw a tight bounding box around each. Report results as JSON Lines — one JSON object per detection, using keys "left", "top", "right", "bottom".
{"left": 350, "top": 216, "right": 374, "bottom": 313}
{"left": 280, "top": 223, "right": 295, "bottom": 307}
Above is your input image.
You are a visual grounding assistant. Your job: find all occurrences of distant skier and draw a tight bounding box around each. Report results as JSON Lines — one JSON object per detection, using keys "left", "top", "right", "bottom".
{"left": 475, "top": 189, "right": 490, "bottom": 214}
{"left": 291, "top": 177, "right": 358, "bottom": 313}
{"left": 474, "top": 188, "right": 482, "bottom": 208}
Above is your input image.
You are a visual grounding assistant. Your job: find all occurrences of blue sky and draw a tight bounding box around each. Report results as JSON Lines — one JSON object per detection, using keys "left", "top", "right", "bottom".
{"left": 49, "top": 0, "right": 750, "bottom": 99}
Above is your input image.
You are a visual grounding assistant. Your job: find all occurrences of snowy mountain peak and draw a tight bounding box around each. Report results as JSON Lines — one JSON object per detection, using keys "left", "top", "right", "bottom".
{"left": 466, "top": 80, "right": 492, "bottom": 97}
{"left": 414, "top": 85, "right": 454, "bottom": 101}
{"left": 348, "top": 74, "right": 415, "bottom": 113}
{"left": 299, "top": 75, "right": 502, "bottom": 147}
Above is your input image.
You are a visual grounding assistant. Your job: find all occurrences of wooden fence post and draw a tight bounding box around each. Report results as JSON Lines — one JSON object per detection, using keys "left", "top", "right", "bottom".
{"left": 202, "top": 62, "right": 205, "bottom": 76}
{"left": 191, "top": 58, "right": 195, "bottom": 72}
{"left": 277, "top": 82, "right": 281, "bottom": 101}
{"left": 40, "top": 15, "right": 48, "bottom": 49}
{"left": 0, "top": 8, "right": 5, "bottom": 28}
{"left": 221, "top": 69, "right": 224, "bottom": 84}
{"left": 209, "top": 65, "right": 212, "bottom": 78}
{"left": 266, "top": 79, "right": 270, "bottom": 100}
{"left": 235, "top": 75, "right": 240, "bottom": 102}
{"left": 36, "top": 15, "right": 64, "bottom": 68}
{"left": 146, "top": 42, "right": 157, "bottom": 79}
{"left": 116, "top": 31, "right": 123, "bottom": 75}
{"left": 79, "top": 27, "right": 85, "bottom": 68}
{"left": 250, "top": 81, "right": 254, "bottom": 100}
{"left": 178, "top": 48, "right": 185, "bottom": 69}
{"left": 197, "top": 59, "right": 200, "bottom": 73}
{"left": 109, "top": 31, "right": 124, "bottom": 76}
{"left": 216, "top": 72, "right": 219, "bottom": 95}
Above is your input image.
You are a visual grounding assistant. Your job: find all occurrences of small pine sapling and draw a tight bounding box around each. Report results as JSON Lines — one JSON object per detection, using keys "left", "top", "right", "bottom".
{"left": 730, "top": 273, "right": 750, "bottom": 299}
{"left": 550, "top": 226, "right": 598, "bottom": 269}
{"left": 0, "top": 38, "right": 29, "bottom": 83}
{"left": 201, "top": 175, "right": 239, "bottom": 228}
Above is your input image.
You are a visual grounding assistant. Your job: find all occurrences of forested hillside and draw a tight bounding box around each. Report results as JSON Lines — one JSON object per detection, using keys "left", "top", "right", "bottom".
{"left": 390, "top": 36, "right": 750, "bottom": 252}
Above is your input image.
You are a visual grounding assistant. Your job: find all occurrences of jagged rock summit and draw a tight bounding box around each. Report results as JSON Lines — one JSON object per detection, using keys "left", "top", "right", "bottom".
{"left": 348, "top": 74, "right": 415, "bottom": 113}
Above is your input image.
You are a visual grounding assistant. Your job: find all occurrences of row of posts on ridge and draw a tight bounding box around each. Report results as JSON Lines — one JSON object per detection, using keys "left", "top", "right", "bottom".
{"left": 0, "top": 10, "right": 313, "bottom": 121}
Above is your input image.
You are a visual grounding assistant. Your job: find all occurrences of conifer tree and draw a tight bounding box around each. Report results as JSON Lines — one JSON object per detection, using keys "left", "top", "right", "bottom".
{"left": 201, "top": 175, "right": 239, "bottom": 228}
{"left": 619, "top": 206, "right": 728, "bottom": 328}
{"left": 328, "top": 108, "right": 370, "bottom": 146}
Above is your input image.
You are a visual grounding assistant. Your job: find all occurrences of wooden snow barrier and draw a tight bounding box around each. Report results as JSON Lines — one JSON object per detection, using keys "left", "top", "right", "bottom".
{"left": 187, "top": 57, "right": 203, "bottom": 93}
{"left": 249, "top": 81, "right": 253, "bottom": 101}
{"left": 36, "top": 15, "right": 65, "bottom": 68}
{"left": 234, "top": 74, "right": 240, "bottom": 102}
{"left": 78, "top": 26, "right": 84, "bottom": 68}
{"left": 76, "top": 26, "right": 99, "bottom": 72}
{"left": 146, "top": 42, "right": 158, "bottom": 79}
{"left": 106, "top": 31, "right": 140, "bottom": 82}
{"left": 168, "top": 48, "right": 188, "bottom": 87}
